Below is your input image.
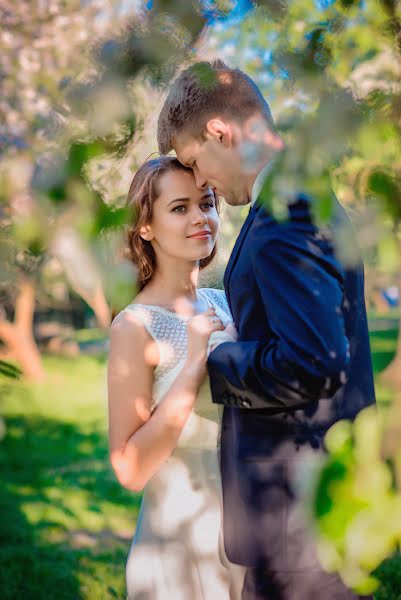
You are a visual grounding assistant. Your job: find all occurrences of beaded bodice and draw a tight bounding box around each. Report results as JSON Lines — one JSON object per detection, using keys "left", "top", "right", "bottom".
{"left": 118, "top": 288, "right": 232, "bottom": 447}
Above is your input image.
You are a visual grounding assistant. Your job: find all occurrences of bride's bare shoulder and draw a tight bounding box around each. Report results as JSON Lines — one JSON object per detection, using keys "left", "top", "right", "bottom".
{"left": 110, "top": 307, "right": 159, "bottom": 368}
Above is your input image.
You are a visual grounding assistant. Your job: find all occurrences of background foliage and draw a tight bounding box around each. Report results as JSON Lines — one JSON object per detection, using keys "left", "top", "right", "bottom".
{"left": 1, "top": 0, "right": 401, "bottom": 596}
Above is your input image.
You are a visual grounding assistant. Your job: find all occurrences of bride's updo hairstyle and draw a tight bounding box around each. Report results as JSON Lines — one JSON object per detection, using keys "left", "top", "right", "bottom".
{"left": 126, "top": 156, "right": 219, "bottom": 291}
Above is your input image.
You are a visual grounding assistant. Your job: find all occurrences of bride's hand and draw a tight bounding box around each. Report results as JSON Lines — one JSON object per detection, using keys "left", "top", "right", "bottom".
{"left": 186, "top": 308, "right": 224, "bottom": 369}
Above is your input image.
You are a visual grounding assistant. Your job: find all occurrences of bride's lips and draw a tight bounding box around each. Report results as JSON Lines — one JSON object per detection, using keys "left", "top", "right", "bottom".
{"left": 187, "top": 230, "right": 211, "bottom": 239}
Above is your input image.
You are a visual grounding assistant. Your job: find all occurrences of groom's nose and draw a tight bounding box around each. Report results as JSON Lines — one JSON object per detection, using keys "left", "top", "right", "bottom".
{"left": 193, "top": 169, "right": 208, "bottom": 191}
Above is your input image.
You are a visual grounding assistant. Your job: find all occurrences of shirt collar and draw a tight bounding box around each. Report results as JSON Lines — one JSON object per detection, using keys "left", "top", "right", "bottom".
{"left": 250, "top": 160, "right": 274, "bottom": 208}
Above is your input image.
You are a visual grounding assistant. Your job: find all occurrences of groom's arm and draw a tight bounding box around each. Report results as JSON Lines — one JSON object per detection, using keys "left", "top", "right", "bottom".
{"left": 208, "top": 219, "right": 350, "bottom": 411}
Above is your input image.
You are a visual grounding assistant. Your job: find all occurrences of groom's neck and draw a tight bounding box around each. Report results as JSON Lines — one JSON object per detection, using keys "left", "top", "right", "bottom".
{"left": 244, "top": 139, "right": 285, "bottom": 203}
{"left": 245, "top": 156, "right": 273, "bottom": 204}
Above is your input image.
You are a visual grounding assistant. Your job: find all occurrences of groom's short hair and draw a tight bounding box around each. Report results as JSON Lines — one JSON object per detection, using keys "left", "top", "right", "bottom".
{"left": 157, "top": 60, "right": 276, "bottom": 154}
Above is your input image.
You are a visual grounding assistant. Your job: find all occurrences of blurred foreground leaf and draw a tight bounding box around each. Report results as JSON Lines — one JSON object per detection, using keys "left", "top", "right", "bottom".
{"left": 0, "top": 360, "right": 21, "bottom": 379}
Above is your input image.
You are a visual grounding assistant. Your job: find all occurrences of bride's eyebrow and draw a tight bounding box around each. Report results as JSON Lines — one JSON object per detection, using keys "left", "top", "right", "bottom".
{"left": 167, "top": 197, "right": 190, "bottom": 206}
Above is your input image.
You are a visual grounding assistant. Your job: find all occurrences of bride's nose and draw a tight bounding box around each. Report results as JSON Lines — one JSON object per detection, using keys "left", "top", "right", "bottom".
{"left": 192, "top": 207, "right": 208, "bottom": 225}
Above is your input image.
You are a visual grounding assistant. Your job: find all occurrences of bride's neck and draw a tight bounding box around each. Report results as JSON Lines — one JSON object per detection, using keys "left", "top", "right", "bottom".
{"left": 139, "top": 262, "right": 200, "bottom": 307}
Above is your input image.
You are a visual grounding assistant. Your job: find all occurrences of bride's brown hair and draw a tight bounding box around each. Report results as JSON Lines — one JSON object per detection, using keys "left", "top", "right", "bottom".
{"left": 126, "top": 156, "right": 219, "bottom": 291}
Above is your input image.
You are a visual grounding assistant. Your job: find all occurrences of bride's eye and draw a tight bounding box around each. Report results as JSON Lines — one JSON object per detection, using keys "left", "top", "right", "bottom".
{"left": 201, "top": 201, "right": 214, "bottom": 210}
{"left": 172, "top": 205, "right": 186, "bottom": 213}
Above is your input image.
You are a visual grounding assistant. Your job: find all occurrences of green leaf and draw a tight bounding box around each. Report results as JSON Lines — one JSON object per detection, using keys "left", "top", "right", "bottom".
{"left": 367, "top": 169, "right": 401, "bottom": 220}
{"left": 315, "top": 458, "right": 348, "bottom": 517}
{"left": 94, "top": 203, "right": 131, "bottom": 234}
{"left": 339, "top": 0, "right": 361, "bottom": 9}
{"left": 0, "top": 360, "right": 22, "bottom": 379}
{"left": 67, "top": 142, "right": 106, "bottom": 179}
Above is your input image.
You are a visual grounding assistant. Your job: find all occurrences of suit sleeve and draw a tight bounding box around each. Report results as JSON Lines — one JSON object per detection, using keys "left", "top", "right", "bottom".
{"left": 207, "top": 224, "right": 351, "bottom": 411}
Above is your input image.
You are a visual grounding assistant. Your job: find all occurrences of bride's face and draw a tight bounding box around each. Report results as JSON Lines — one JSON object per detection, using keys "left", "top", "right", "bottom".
{"left": 140, "top": 169, "right": 219, "bottom": 265}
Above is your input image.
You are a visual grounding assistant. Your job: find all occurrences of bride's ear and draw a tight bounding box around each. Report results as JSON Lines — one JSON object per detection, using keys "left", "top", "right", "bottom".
{"left": 139, "top": 223, "right": 154, "bottom": 242}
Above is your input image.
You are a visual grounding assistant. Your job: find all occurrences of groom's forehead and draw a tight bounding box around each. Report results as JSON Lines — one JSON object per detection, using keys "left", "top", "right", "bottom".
{"left": 173, "top": 134, "right": 199, "bottom": 162}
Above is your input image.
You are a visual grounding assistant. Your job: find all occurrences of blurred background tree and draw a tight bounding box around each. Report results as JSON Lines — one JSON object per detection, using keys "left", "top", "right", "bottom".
{"left": 0, "top": 0, "right": 133, "bottom": 377}
{"left": 1, "top": 0, "right": 401, "bottom": 597}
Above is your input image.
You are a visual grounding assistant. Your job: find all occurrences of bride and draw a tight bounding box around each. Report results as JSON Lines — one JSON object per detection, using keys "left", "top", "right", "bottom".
{"left": 107, "top": 156, "right": 244, "bottom": 599}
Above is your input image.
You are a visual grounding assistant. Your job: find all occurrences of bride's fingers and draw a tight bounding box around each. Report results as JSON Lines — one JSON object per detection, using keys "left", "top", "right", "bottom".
{"left": 208, "top": 316, "right": 225, "bottom": 331}
{"left": 192, "top": 311, "right": 223, "bottom": 332}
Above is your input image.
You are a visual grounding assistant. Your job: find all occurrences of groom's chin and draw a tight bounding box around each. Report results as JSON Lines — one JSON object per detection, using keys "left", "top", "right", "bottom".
{"left": 223, "top": 195, "right": 250, "bottom": 207}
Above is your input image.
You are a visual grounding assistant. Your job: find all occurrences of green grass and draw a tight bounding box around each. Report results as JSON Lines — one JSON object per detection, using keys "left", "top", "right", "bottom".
{"left": 0, "top": 355, "right": 140, "bottom": 600}
{"left": 0, "top": 325, "right": 400, "bottom": 599}
{"left": 370, "top": 328, "right": 399, "bottom": 377}
{"left": 73, "top": 329, "right": 107, "bottom": 344}
{"left": 370, "top": 327, "right": 399, "bottom": 410}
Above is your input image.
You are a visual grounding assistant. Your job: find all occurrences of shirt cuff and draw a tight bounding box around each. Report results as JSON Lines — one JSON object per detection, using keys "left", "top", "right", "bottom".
{"left": 207, "top": 330, "right": 237, "bottom": 357}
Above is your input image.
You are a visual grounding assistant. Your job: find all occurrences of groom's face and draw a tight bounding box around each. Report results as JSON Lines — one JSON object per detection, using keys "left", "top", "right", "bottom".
{"left": 173, "top": 129, "right": 249, "bottom": 206}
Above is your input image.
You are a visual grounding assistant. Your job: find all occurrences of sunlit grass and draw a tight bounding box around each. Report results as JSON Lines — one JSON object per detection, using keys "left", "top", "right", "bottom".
{"left": 370, "top": 327, "right": 398, "bottom": 413}
{"left": 73, "top": 328, "right": 108, "bottom": 344}
{"left": 0, "top": 324, "right": 399, "bottom": 599}
{"left": 4, "top": 355, "right": 108, "bottom": 424}
{"left": 0, "top": 354, "right": 139, "bottom": 600}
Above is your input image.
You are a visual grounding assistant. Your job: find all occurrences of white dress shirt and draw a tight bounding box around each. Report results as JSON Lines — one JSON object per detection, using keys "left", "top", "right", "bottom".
{"left": 250, "top": 160, "right": 274, "bottom": 207}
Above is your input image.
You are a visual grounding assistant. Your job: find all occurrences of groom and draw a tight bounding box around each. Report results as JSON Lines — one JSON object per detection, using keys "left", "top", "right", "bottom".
{"left": 157, "top": 60, "right": 375, "bottom": 599}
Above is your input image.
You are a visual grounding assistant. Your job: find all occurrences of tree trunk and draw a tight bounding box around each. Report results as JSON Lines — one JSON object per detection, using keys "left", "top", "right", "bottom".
{"left": 0, "top": 279, "right": 45, "bottom": 381}
{"left": 81, "top": 286, "right": 111, "bottom": 329}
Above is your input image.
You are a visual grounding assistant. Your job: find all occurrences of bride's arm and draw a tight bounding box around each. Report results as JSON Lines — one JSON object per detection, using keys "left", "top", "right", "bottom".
{"left": 108, "top": 308, "right": 222, "bottom": 492}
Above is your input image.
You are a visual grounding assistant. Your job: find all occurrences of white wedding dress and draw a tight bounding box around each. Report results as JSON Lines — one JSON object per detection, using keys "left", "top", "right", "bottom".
{"left": 120, "top": 288, "right": 245, "bottom": 600}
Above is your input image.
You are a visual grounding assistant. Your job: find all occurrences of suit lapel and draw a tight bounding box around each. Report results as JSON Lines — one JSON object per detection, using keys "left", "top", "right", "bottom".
{"left": 224, "top": 204, "right": 259, "bottom": 310}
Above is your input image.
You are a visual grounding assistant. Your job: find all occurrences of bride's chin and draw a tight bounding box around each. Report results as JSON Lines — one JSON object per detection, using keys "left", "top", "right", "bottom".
{"left": 194, "top": 251, "right": 213, "bottom": 261}
{"left": 194, "top": 245, "right": 214, "bottom": 258}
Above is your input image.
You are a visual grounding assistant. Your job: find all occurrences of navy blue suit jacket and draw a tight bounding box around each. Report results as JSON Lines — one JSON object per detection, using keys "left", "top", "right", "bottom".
{"left": 208, "top": 194, "right": 376, "bottom": 569}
